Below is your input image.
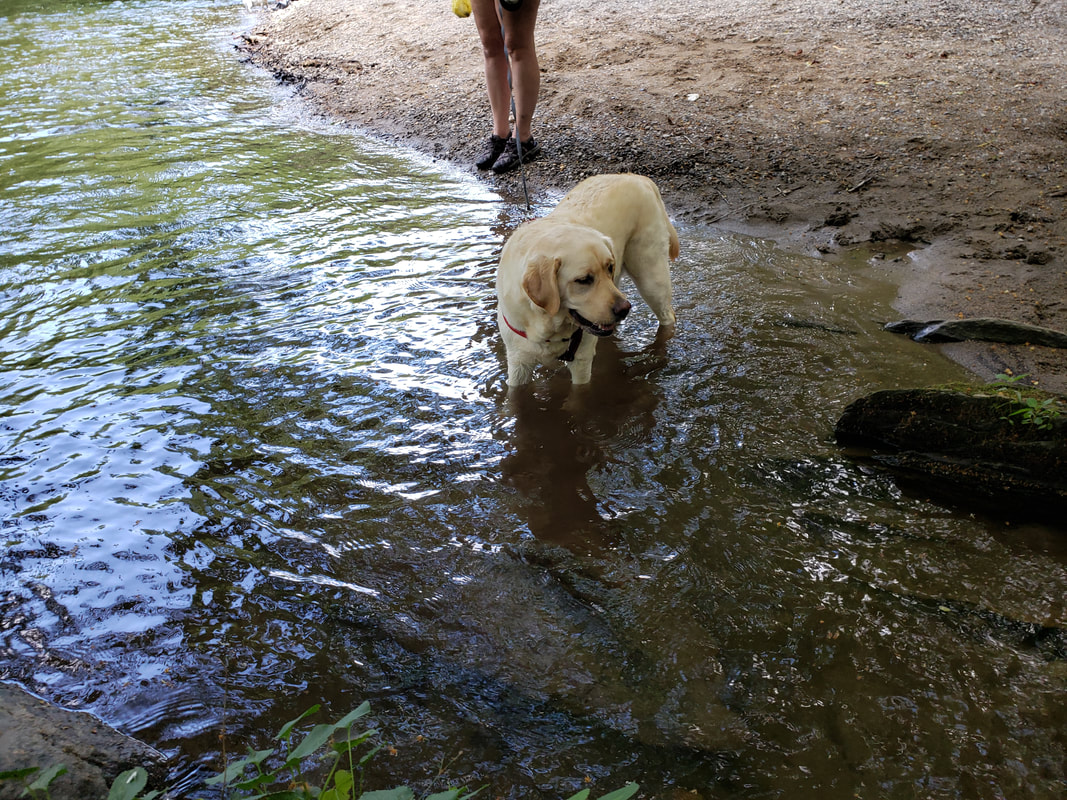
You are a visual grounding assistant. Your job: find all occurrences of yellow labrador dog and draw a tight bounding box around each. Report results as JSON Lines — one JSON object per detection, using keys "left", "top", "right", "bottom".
{"left": 497, "top": 174, "right": 678, "bottom": 387}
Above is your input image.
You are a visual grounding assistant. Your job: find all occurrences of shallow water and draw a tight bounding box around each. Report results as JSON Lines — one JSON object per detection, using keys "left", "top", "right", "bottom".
{"left": 2, "top": 1, "right": 1066, "bottom": 798}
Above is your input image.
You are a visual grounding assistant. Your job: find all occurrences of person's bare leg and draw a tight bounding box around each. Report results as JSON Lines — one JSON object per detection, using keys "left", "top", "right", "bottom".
{"left": 472, "top": 0, "right": 512, "bottom": 139}
{"left": 500, "top": 0, "right": 540, "bottom": 142}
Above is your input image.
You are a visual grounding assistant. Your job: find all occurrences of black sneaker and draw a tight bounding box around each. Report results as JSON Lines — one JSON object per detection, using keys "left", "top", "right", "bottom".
{"left": 475, "top": 134, "right": 508, "bottom": 170}
{"left": 492, "top": 137, "right": 541, "bottom": 173}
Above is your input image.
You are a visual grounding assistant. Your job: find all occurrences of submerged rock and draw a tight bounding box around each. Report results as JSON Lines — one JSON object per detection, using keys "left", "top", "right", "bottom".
{"left": 834, "top": 388, "right": 1067, "bottom": 517}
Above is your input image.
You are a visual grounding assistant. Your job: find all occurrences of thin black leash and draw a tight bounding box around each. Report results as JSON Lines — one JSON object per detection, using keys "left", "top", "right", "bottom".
{"left": 498, "top": 1, "right": 532, "bottom": 211}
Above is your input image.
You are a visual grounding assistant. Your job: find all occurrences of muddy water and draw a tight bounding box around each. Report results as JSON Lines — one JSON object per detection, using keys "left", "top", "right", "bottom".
{"left": 2, "top": 1, "right": 1066, "bottom": 798}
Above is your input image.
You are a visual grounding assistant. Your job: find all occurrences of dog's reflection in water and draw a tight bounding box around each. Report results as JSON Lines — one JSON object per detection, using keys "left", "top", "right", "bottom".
{"left": 499, "top": 329, "right": 671, "bottom": 554}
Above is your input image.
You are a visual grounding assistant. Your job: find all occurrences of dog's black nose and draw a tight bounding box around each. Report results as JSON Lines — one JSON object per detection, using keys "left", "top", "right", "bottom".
{"left": 614, "top": 298, "right": 632, "bottom": 321}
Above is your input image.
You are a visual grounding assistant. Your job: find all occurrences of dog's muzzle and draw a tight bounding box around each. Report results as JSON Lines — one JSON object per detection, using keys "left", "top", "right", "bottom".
{"left": 569, "top": 299, "right": 631, "bottom": 337}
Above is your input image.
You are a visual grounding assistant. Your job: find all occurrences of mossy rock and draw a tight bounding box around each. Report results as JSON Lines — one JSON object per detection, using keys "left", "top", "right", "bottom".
{"left": 835, "top": 388, "right": 1067, "bottom": 517}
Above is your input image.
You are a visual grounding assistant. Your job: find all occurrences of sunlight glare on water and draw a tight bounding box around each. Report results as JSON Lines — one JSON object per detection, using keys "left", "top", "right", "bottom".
{"left": 1, "top": 1, "right": 1066, "bottom": 799}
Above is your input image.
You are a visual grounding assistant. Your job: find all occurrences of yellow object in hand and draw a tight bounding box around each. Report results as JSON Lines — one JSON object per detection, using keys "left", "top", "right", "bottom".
{"left": 452, "top": 0, "right": 471, "bottom": 18}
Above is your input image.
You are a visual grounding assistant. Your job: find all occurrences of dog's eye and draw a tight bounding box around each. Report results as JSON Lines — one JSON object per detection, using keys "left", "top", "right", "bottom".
{"left": 575, "top": 275, "right": 595, "bottom": 285}
{"left": 606, "top": 262, "right": 615, "bottom": 275}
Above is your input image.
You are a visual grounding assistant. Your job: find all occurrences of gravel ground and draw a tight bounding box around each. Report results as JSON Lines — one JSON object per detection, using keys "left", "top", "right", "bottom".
{"left": 238, "top": 0, "right": 1067, "bottom": 390}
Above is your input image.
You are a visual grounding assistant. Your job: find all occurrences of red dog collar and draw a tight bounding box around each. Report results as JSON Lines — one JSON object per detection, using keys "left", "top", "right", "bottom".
{"left": 501, "top": 313, "right": 528, "bottom": 339}
{"left": 502, "top": 313, "right": 583, "bottom": 362}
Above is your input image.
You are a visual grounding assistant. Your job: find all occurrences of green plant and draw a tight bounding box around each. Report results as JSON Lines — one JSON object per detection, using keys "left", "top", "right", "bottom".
{"left": 0, "top": 764, "right": 66, "bottom": 799}
{"left": 0, "top": 703, "right": 641, "bottom": 800}
{"left": 204, "top": 701, "right": 397, "bottom": 799}
{"left": 109, "top": 768, "right": 162, "bottom": 800}
{"left": 206, "top": 702, "right": 638, "bottom": 800}
{"left": 0, "top": 764, "right": 159, "bottom": 800}
{"left": 989, "top": 372, "right": 1063, "bottom": 430}
{"left": 566, "top": 785, "right": 639, "bottom": 800}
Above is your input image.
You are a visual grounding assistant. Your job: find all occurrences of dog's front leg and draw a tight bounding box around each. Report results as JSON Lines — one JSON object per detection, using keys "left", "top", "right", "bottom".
{"left": 506, "top": 357, "right": 537, "bottom": 387}
{"left": 566, "top": 335, "right": 599, "bottom": 385}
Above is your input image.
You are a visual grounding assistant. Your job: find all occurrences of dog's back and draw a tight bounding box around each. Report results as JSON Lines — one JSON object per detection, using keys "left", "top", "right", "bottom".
{"left": 549, "top": 174, "right": 679, "bottom": 272}
{"left": 549, "top": 174, "right": 678, "bottom": 327}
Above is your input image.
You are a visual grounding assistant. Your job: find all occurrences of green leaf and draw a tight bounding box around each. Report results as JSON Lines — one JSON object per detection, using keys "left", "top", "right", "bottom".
{"left": 321, "top": 768, "right": 355, "bottom": 800}
{"left": 426, "top": 789, "right": 478, "bottom": 800}
{"left": 233, "top": 773, "right": 276, "bottom": 792}
{"left": 356, "top": 788, "right": 415, "bottom": 800}
{"left": 0, "top": 767, "right": 39, "bottom": 782}
{"left": 247, "top": 746, "right": 277, "bottom": 767}
{"left": 27, "top": 764, "right": 67, "bottom": 792}
{"left": 333, "top": 701, "right": 372, "bottom": 730}
{"left": 435, "top": 787, "right": 486, "bottom": 800}
{"left": 596, "top": 783, "right": 640, "bottom": 800}
{"left": 205, "top": 756, "right": 255, "bottom": 786}
{"left": 333, "top": 768, "right": 355, "bottom": 796}
{"left": 278, "top": 705, "right": 323, "bottom": 742}
{"left": 333, "top": 729, "right": 378, "bottom": 757}
{"left": 287, "top": 722, "right": 338, "bottom": 765}
{"left": 107, "top": 768, "right": 147, "bottom": 800}
{"left": 565, "top": 791, "right": 591, "bottom": 800}
{"left": 358, "top": 743, "right": 384, "bottom": 767}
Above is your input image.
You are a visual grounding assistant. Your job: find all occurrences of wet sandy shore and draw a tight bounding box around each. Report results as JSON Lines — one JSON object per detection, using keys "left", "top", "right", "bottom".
{"left": 237, "top": 0, "right": 1067, "bottom": 391}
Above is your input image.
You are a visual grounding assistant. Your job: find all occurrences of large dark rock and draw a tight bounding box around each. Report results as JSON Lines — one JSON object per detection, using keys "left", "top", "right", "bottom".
{"left": 0, "top": 684, "right": 168, "bottom": 800}
{"left": 835, "top": 388, "right": 1067, "bottom": 517}
{"left": 884, "top": 317, "right": 1067, "bottom": 347}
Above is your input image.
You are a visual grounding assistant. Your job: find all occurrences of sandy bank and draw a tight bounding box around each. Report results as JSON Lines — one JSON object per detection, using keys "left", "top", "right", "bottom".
{"left": 237, "top": 0, "right": 1067, "bottom": 391}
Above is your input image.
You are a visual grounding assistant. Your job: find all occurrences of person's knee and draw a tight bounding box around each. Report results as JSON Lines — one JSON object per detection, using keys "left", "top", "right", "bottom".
{"left": 501, "top": 23, "right": 536, "bottom": 57}
{"left": 502, "top": 40, "right": 536, "bottom": 64}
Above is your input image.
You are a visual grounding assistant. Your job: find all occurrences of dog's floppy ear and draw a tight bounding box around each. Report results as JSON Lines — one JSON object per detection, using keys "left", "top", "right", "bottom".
{"left": 522, "top": 255, "right": 562, "bottom": 315}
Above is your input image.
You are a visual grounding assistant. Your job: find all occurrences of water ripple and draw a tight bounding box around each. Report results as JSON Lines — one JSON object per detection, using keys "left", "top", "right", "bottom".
{"left": 3, "top": 2, "right": 1067, "bottom": 798}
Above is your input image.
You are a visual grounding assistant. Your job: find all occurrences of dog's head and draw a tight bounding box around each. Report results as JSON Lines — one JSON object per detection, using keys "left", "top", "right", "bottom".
{"left": 520, "top": 225, "right": 631, "bottom": 337}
